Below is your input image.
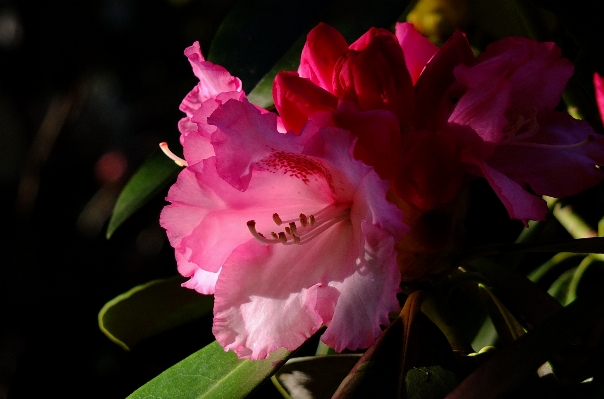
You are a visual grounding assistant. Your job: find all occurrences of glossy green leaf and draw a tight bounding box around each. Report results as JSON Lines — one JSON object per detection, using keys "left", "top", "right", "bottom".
{"left": 475, "top": 260, "right": 562, "bottom": 329}
{"left": 127, "top": 340, "right": 291, "bottom": 399}
{"left": 98, "top": 276, "right": 213, "bottom": 350}
{"left": 271, "top": 355, "right": 361, "bottom": 399}
{"left": 406, "top": 366, "right": 458, "bottom": 399}
{"left": 106, "top": 148, "right": 180, "bottom": 238}
{"left": 478, "top": 284, "right": 525, "bottom": 346}
{"left": 444, "top": 280, "right": 604, "bottom": 399}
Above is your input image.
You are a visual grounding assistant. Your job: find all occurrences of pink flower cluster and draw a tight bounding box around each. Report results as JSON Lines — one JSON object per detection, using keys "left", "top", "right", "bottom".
{"left": 160, "top": 24, "right": 604, "bottom": 359}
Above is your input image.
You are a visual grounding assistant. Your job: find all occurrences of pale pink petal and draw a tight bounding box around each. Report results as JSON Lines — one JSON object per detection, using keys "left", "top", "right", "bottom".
{"left": 177, "top": 251, "right": 220, "bottom": 295}
{"left": 298, "top": 23, "right": 349, "bottom": 93}
{"left": 594, "top": 73, "right": 604, "bottom": 122}
{"left": 213, "top": 225, "right": 354, "bottom": 359}
{"left": 208, "top": 98, "right": 313, "bottom": 191}
{"left": 395, "top": 22, "right": 439, "bottom": 84}
{"left": 184, "top": 41, "right": 242, "bottom": 103}
{"left": 182, "top": 91, "right": 245, "bottom": 165}
{"left": 487, "top": 111, "right": 604, "bottom": 198}
{"left": 321, "top": 222, "right": 401, "bottom": 351}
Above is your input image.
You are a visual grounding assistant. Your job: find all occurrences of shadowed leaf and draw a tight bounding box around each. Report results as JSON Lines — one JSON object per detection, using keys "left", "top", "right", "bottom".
{"left": 106, "top": 148, "right": 180, "bottom": 238}
{"left": 98, "top": 276, "right": 213, "bottom": 350}
{"left": 444, "top": 280, "right": 604, "bottom": 399}
{"left": 271, "top": 355, "right": 361, "bottom": 399}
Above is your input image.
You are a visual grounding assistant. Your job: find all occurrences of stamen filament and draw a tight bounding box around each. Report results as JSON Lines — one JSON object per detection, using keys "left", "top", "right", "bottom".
{"left": 159, "top": 142, "right": 188, "bottom": 167}
{"left": 246, "top": 203, "right": 351, "bottom": 246}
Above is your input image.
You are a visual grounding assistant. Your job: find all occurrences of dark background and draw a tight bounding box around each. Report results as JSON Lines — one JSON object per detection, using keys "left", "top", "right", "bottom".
{"left": 0, "top": 1, "right": 242, "bottom": 397}
{"left": 1, "top": 1, "right": 604, "bottom": 398}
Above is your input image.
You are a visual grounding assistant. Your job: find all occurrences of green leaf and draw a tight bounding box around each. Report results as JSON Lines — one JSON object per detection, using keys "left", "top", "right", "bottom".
{"left": 477, "top": 284, "right": 525, "bottom": 346}
{"left": 475, "top": 260, "right": 562, "bottom": 329}
{"left": 406, "top": 366, "right": 458, "bottom": 399}
{"left": 98, "top": 276, "right": 213, "bottom": 350}
{"left": 106, "top": 148, "right": 180, "bottom": 238}
{"left": 127, "top": 340, "right": 292, "bottom": 399}
{"left": 456, "top": 237, "right": 604, "bottom": 265}
{"left": 444, "top": 279, "right": 604, "bottom": 399}
{"left": 271, "top": 355, "right": 361, "bottom": 399}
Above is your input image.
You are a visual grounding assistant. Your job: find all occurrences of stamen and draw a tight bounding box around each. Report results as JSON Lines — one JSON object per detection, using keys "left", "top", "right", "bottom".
{"left": 273, "top": 213, "right": 282, "bottom": 225}
{"left": 159, "top": 142, "right": 188, "bottom": 167}
{"left": 246, "top": 203, "right": 351, "bottom": 246}
{"left": 502, "top": 135, "right": 594, "bottom": 150}
{"left": 289, "top": 222, "right": 298, "bottom": 236}
{"left": 299, "top": 214, "right": 307, "bottom": 227}
{"left": 278, "top": 232, "right": 287, "bottom": 244}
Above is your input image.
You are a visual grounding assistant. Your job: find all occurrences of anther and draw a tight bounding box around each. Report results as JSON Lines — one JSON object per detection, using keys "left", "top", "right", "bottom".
{"left": 309, "top": 215, "right": 315, "bottom": 226}
{"left": 273, "top": 213, "right": 282, "bottom": 225}
{"left": 271, "top": 232, "right": 279, "bottom": 239}
{"left": 299, "top": 214, "right": 308, "bottom": 227}
{"left": 278, "top": 232, "right": 287, "bottom": 244}
{"left": 159, "top": 142, "right": 188, "bottom": 167}
{"left": 289, "top": 222, "right": 298, "bottom": 236}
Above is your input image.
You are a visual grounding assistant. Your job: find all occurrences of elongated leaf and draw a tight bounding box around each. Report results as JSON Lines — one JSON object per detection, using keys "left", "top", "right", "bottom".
{"left": 477, "top": 284, "right": 525, "bottom": 346}
{"left": 475, "top": 260, "right": 562, "bottom": 329}
{"left": 456, "top": 237, "right": 604, "bottom": 265}
{"left": 406, "top": 366, "right": 457, "bottom": 399}
{"left": 99, "top": 276, "right": 213, "bottom": 350}
{"left": 127, "top": 340, "right": 291, "bottom": 399}
{"left": 271, "top": 355, "right": 361, "bottom": 399}
{"left": 106, "top": 148, "right": 180, "bottom": 238}
{"left": 444, "top": 280, "right": 604, "bottom": 399}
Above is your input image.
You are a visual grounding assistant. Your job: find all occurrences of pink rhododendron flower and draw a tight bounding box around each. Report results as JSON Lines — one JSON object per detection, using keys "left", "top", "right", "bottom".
{"left": 274, "top": 22, "right": 474, "bottom": 212}
{"left": 275, "top": 23, "right": 604, "bottom": 224}
{"left": 161, "top": 97, "right": 408, "bottom": 359}
{"left": 453, "top": 38, "right": 604, "bottom": 223}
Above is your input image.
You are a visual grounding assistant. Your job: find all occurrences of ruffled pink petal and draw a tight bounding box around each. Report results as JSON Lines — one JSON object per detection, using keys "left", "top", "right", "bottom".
{"left": 594, "top": 73, "right": 604, "bottom": 122}
{"left": 273, "top": 71, "right": 338, "bottom": 133}
{"left": 298, "top": 23, "right": 349, "bottom": 93}
{"left": 487, "top": 111, "right": 604, "bottom": 198}
{"left": 208, "top": 98, "right": 313, "bottom": 191}
{"left": 182, "top": 91, "right": 245, "bottom": 165}
{"left": 212, "top": 226, "right": 354, "bottom": 359}
{"left": 184, "top": 41, "right": 242, "bottom": 103}
{"left": 177, "top": 251, "right": 220, "bottom": 295}
{"left": 414, "top": 30, "right": 475, "bottom": 131}
{"left": 320, "top": 222, "right": 401, "bottom": 351}
{"left": 477, "top": 37, "right": 573, "bottom": 113}
{"left": 395, "top": 22, "right": 439, "bottom": 84}
{"left": 480, "top": 162, "right": 549, "bottom": 223}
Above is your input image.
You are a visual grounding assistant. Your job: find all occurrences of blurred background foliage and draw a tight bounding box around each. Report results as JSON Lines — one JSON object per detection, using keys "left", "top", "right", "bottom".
{"left": 2, "top": 0, "right": 604, "bottom": 398}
